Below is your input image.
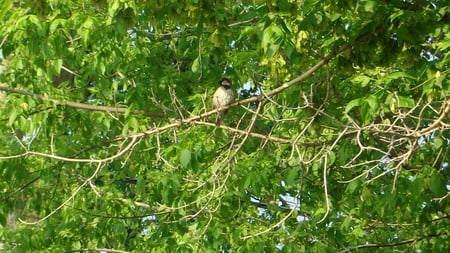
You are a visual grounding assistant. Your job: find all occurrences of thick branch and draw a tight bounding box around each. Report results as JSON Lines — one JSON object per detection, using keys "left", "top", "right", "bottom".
{"left": 65, "top": 249, "right": 130, "bottom": 253}
{"left": 415, "top": 99, "right": 450, "bottom": 137}
{"left": 338, "top": 233, "right": 447, "bottom": 252}
{"left": 0, "top": 85, "right": 165, "bottom": 117}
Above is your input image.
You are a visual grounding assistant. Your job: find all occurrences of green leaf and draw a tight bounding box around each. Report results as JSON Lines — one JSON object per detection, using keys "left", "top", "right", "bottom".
{"left": 126, "top": 116, "right": 139, "bottom": 131}
{"left": 191, "top": 56, "right": 200, "bottom": 73}
{"left": 49, "top": 18, "right": 66, "bottom": 33}
{"left": 430, "top": 173, "right": 445, "bottom": 195}
{"left": 286, "top": 167, "right": 299, "bottom": 185}
{"left": 136, "top": 175, "right": 145, "bottom": 194}
{"left": 360, "top": 94, "right": 380, "bottom": 124}
{"left": 384, "top": 71, "right": 417, "bottom": 82}
{"left": 345, "top": 98, "right": 361, "bottom": 113}
{"left": 7, "top": 108, "right": 19, "bottom": 126}
{"left": 358, "top": 0, "right": 378, "bottom": 13}
{"left": 396, "top": 95, "right": 415, "bottom": 109}
{"left": 83, "top": 17, "right": 95, "bottom": 29}
{"left": 346, "top": 180, "right": 359, "bottom": 194}
{"left": 180, "top": 149, "right": 191, "bottom": 168}
{"left": 350, "top": 75, "right": 371, "bottom": 87}
{"left": 50, "top": 59, "right": 63, "bottom": 75}
{"left": 327, "top": 151, "right": 336, "bottom": 165}
{"left": 433, "top": 137, "right": 443, "bottom": 150}
{"left": 365, "top": 94, "right": 379, "bottom": 111}
{"left": 208, "top": 29, "right": 221, "bottom": 47}
{"left": 312, "top": 208, "right": 326, "bottom": 221}
{"left": 262, "top": 23, "right": 283, "bottom": 58}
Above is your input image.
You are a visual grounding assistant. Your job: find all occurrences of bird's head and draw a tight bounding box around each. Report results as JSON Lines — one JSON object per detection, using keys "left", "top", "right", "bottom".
{"left": 219, "top": 78, "right": 232, "bottom": 89}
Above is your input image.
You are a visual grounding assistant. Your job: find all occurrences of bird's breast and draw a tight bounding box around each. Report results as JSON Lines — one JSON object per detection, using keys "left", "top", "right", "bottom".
{"left": 213, "top": 87, "right": 234, "bottom": 107}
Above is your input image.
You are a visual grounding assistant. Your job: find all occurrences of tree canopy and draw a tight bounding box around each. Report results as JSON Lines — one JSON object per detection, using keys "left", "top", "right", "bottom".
{"left": 1, "top": 0, "right": 449, "bottom": 252}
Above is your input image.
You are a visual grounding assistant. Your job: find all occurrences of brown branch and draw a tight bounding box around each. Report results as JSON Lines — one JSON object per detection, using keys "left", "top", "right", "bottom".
{"left": 338, "top": 233, "right": 447, "bottom": 252}
{"left": 415, "top": 99, "right": 450, "bottom": 137}
{"left": 229, "top": 16, "right": 259, "bottom": 27}
{"left": 65, "top": 249, "right": 130, "bottom": 253}
{"left": 140, "top": 16, "right": 259, "bottom": 37}
{"left": 0, "top": 35, "right": 8, "bottom": 48}
{"left": 193, "top": 120, "right": 343, "bottom": 146}
{"left": 0, "top": 85, "right": 165, "bottom": 117}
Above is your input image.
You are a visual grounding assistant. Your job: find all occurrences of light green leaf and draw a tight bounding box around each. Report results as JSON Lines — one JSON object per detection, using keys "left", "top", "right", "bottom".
{"left": 191, "top": 56, "right": 200, "bottom": 73}
{"left": 345, "top": 98, "right": 361, "bottom": 113}
{"left": 8, "top": 108, "right": 19, "bottom": 126}
{"left": 396, "top": 95, "right": 415, "bottom": 108}
{"left": 351, "top": 75, "right": 371, "bottom": 87}
{"left": 327, "top": 151, "right": 336, "bottom": 165}
{"left": 286, "top": 167, "right": 299, "bottom": 185}
{"left": 365, "top": 94, "right": 379, "bottom": 111}
{"left": 49, "top": 18, "right": 66, "bottom": 33}
{"left": 180, "top": 149, "right": 191, "bottom": 168}
{"left": 346, "top": 180, "right": 359, "bottom": 194}
{"left": 262, "top": 23, "right": 283, "bottom": 57}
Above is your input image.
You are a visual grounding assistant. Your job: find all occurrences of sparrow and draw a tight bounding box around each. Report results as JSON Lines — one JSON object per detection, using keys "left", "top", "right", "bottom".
{"left": 212, "top": 78, "right": 235, "bottom": 125}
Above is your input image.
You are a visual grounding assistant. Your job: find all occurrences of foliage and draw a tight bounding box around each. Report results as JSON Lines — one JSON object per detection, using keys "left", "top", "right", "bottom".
{"left": 1, "top": 0, "right": 449, "bottom": 252}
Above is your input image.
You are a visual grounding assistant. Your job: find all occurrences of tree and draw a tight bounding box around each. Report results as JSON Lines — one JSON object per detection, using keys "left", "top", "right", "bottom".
{"left": 1, "top": 0, "right": 449, "bottom": 252}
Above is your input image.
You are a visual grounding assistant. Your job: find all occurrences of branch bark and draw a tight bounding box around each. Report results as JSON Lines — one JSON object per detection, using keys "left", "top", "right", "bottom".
{"left": 0, "top": 85, "right": 165, "bottom": 117}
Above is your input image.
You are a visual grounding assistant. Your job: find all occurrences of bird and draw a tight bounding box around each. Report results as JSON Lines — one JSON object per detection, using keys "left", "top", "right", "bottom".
{"left": 212, "top": 77, "right": 235, "bottom": 126}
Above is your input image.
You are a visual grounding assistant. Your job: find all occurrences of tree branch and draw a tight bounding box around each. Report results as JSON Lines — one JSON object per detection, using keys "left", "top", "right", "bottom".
{"left": 65, "top": 249, "right": 130, "bottom": 253}
{"left": 338, "top": 233, "right": 447, "bottom": 252}
{"left": 0, "top": 85, "right": 165, "bottom": 117}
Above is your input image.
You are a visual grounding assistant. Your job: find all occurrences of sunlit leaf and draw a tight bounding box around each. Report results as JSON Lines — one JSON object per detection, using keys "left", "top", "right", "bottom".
{"left": 180, "top": 149, "right": 191, "bottom": 168}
